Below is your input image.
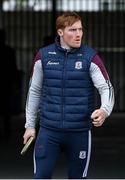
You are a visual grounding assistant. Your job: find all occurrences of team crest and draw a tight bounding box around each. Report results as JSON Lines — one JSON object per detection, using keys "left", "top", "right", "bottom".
{"left": 75, "top": 61, "right": 82, "bottom": 69}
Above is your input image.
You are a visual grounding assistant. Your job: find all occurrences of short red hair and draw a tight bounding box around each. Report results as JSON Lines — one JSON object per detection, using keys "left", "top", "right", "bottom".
{"left": 56, "top": 12, "right": 82, "bottom": 31}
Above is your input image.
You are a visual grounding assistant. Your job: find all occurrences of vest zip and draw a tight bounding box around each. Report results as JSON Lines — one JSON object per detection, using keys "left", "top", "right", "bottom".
{"left": 62, "top": 50, "right": 68, "bottom": 128}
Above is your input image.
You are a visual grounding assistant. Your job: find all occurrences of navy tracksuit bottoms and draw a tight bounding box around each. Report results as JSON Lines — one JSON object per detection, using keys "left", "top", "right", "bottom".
{"left": 33, "top": 127, "right": 91, "bottom": 179}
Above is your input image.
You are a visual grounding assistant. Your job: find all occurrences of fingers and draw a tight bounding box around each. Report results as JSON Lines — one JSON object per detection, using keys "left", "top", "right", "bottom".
{"left": 92, "top": 118, "right": 104, "bottom": 127}
{"left": 23, "top": 134, "right": 30, "bottom": 144}
{"left": 91, "top": 110, "right": 99, "bottom": 120}
{"left": 23, "top": 128, "right": 36, "bottom": 144}
{"left": 91, "top": 109, "right": 107, "bottom": 127}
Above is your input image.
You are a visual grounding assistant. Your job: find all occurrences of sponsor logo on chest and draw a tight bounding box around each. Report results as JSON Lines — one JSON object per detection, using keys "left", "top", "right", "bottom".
{"left": 47, "top": 61, "right": 59, "bottom": 65}
{"left": 47, "top": 60, "right": 83, "bottom": 69}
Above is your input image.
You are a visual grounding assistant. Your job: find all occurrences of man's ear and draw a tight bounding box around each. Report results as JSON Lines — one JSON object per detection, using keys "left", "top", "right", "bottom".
{"left": 57, "top": 29, "right": 63, "bottom": 37}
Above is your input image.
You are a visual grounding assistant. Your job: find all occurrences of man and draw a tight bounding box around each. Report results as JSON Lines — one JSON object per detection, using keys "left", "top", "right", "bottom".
{"left": 23, "top": 12, "right": 114, "bottom": 179}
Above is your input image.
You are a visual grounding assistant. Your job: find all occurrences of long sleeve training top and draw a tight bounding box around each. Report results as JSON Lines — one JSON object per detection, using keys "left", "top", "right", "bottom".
{"left": 25, "top": 52, "right": 114, "bottom": 128}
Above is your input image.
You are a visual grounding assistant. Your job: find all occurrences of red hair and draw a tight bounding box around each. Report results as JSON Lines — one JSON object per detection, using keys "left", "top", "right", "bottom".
{"left": 56, "top": 12, "right": 82, "bottom": 31}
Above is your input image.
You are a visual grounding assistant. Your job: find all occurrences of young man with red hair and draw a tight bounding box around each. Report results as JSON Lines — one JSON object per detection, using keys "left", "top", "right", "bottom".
{"left": 23, "top": 12, "right": 114, "bottom": 179}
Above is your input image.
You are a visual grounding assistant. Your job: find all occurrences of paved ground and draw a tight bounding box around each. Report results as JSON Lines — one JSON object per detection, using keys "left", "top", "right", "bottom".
{"left": 0, "top": 112, "right": 125, "bottom": 179}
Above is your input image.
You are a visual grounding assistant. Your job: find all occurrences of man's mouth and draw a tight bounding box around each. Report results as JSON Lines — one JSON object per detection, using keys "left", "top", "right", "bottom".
{"left": 75, "top": 40, "right": 80, "bottom": 43}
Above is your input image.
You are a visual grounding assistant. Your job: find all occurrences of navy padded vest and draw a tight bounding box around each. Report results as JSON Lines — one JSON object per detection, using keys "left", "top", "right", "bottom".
{"left": 39, "top": 43, "right": 97, "bottom": 131}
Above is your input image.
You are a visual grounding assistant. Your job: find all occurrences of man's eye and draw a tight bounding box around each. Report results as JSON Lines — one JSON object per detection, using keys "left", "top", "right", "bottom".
{"left": 79, "top": 28, "right": 83, "bottom": 31}
{"left": 69, "top": 29, "right": 76, "bottom": 32}
{"left": 69, "top": 28, "right": 83, "bottom": 32}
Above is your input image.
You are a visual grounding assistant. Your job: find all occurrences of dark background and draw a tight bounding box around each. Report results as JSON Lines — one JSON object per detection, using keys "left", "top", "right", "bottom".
{"left": 0, "top": 0, "right": 125, "bottom": 178}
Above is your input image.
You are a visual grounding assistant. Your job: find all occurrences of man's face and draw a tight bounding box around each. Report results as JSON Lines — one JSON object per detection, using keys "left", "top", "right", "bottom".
{"left": 58, "top": 20, "right": 83, "bottom": 48}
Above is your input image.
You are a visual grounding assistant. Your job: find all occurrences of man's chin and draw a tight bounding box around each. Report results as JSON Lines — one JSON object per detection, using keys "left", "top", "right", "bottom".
{"left": 72, "top": 44, "right": 81, "bottom": 48}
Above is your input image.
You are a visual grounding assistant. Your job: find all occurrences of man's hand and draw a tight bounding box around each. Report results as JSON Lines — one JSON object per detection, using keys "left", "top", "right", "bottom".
{"left": 91, "top": 109, "right": 107, "bottom": 127}
{"left": 23, "top": 128, "right": 36, "bottom": 144}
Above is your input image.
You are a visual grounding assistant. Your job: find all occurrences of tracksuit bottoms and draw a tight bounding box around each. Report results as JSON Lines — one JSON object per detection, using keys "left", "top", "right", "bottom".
{"left": 33, "top": 127, "right": 91, "bottom": 179}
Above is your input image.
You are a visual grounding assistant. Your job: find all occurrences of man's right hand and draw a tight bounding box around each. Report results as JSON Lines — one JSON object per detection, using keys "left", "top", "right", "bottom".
{"left": 23, "top": 128, "right": 36, "bottom": 144}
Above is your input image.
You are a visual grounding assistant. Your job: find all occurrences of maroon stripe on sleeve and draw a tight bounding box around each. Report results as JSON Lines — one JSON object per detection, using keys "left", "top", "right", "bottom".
{"left": 30, "top": 52, "right": 41, "bottom": 77}
{"left": 92, "top": 54, "right": 109, "bottom": 80}
{"left": 34, "top": 51, "right": 41, "bottom": 62}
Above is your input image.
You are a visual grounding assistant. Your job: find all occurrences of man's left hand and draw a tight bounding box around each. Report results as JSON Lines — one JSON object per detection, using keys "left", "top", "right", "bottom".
{"left": 91, "top": 109, "right": 107, "bottom": 127}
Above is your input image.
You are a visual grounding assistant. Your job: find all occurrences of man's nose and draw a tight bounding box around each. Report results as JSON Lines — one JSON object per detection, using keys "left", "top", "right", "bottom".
{"left": 76, "top": 29, "right": 81, "bottom": 36}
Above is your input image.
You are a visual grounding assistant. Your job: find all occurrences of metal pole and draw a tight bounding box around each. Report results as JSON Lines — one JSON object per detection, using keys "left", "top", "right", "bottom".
{"left": 0, "top": 0, "right": 3, "bottom": 28}
{"left": 52, "top": 0, "right": 57, "bottom": 39}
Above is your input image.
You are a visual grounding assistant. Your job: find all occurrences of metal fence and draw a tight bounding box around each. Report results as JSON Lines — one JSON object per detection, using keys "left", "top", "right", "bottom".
{"left": 0, "top": 0, "right": 125, "bottom": 112}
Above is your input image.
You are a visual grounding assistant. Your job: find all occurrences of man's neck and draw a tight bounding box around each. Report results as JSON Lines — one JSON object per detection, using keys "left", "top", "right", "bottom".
{"left": 60, "top": 37, "right": 71, "bottom": 50}
{"left": 61, "top": 45, "right": 71, "bottom": 50}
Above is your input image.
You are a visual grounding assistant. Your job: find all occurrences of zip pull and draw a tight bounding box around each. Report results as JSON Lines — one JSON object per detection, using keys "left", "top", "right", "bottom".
{"left": 65, "top": 49, "right": 69, "bottom": 57}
